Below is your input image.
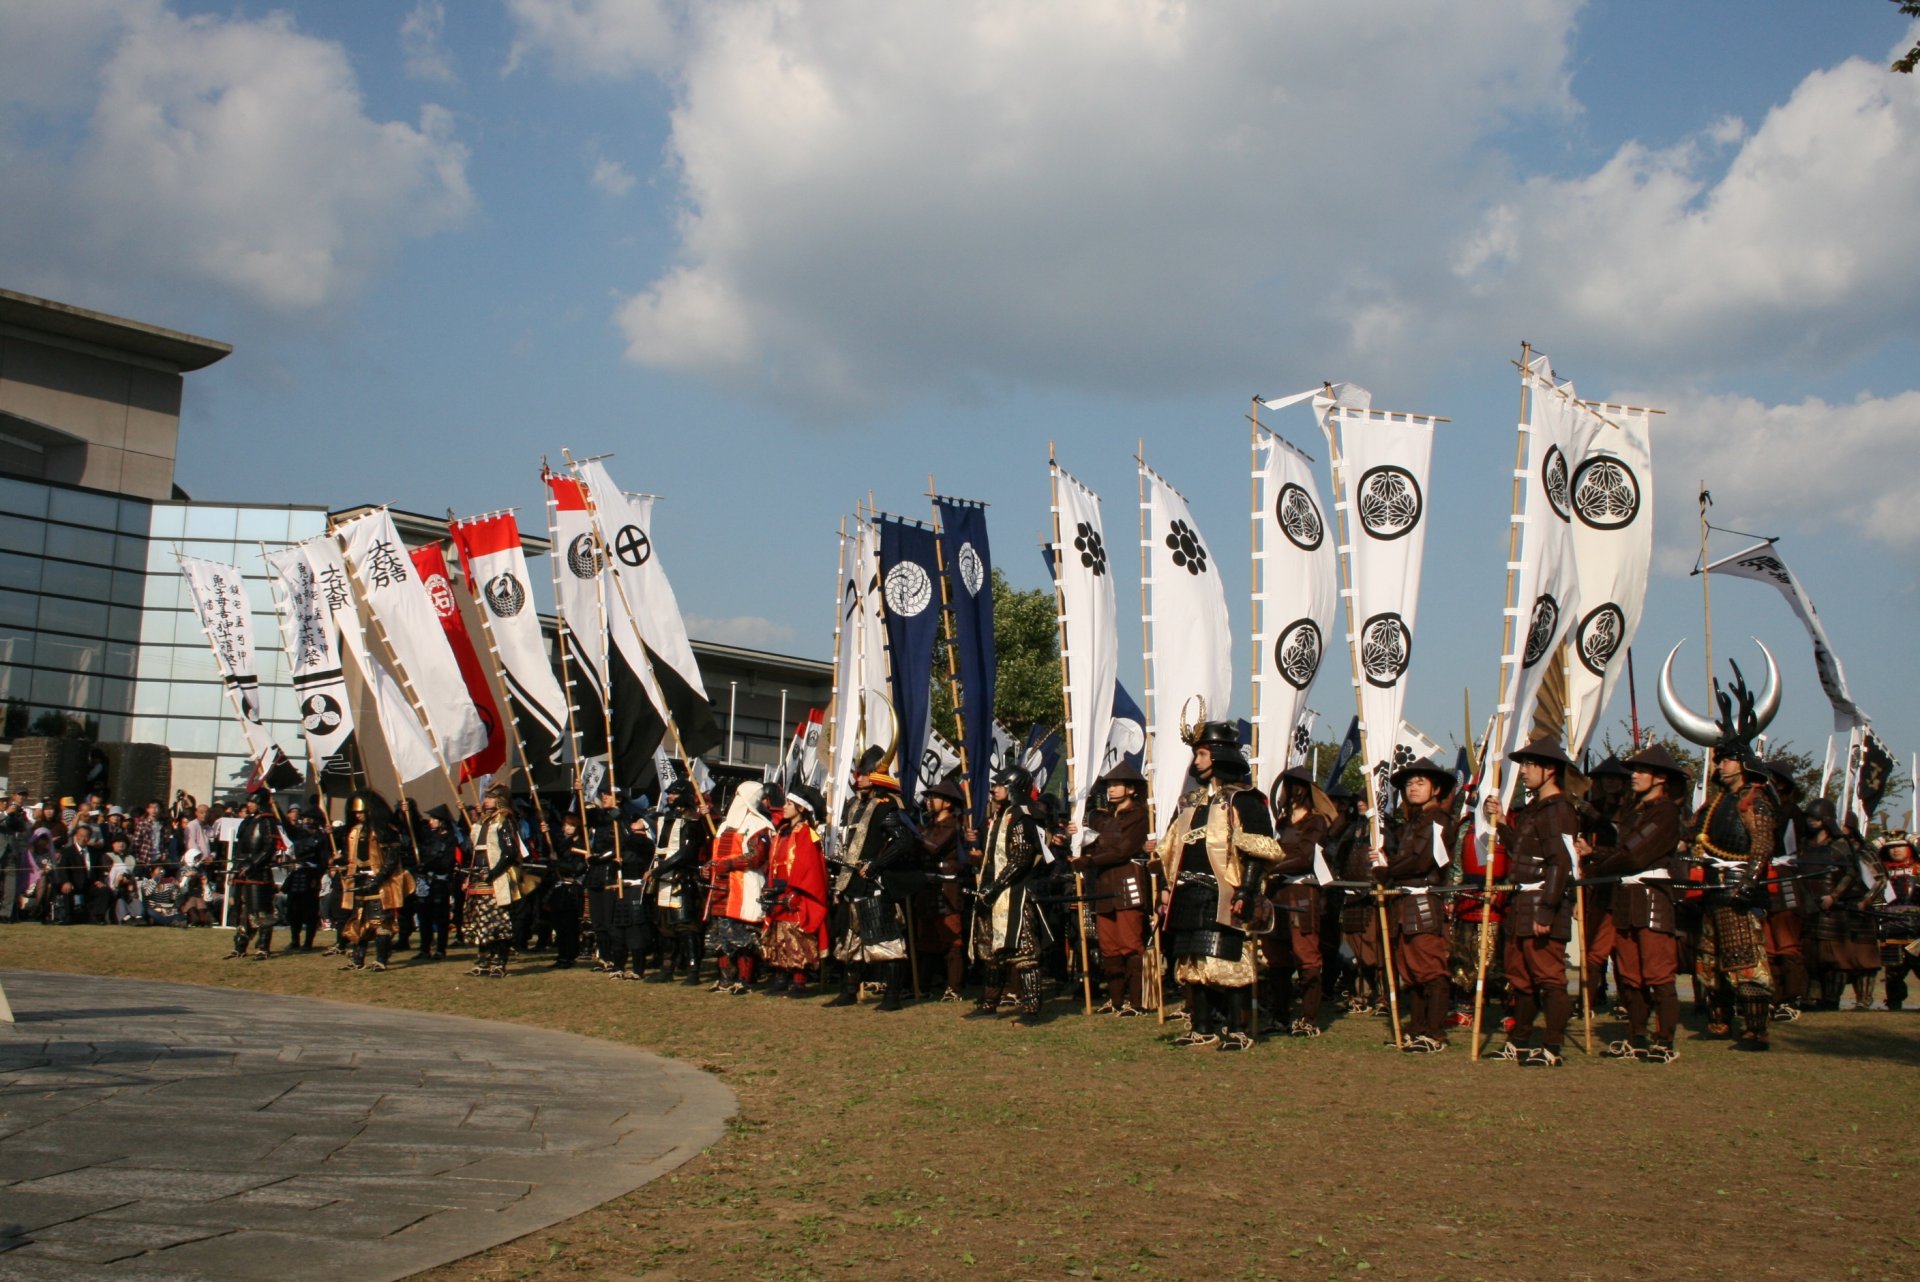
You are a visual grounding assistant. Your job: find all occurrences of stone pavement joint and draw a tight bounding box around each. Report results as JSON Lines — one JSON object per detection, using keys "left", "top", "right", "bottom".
{"left": 0, "top": 969, "right": 736, "bottom": 1282}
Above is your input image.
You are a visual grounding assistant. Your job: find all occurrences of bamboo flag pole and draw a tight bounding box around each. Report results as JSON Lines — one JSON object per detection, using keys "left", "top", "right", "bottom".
{"left": 565, "top": 487, "right": 625, "bottom": 876}
{"left": 562, "top": 450, "right": 717, "bottom": 839}
{"left": 1135, "top": 442, "right": 1170, "bottom": 1023}
{"left": 541, "top": 464, "right": 597, "bottom": 842}
{"left": 1047, "top": 444, "right": 1095, "bottom": 1017}
{"left": 1249, "top": 399, "right": 1265, "bottom": 783}
{"left": 1471, "top": 342, "right": 1535, "bottom": 1060}
{"left": 1698, "top": 483, "right": 1716, "bottom": 780}
{"left": 1320, "top": 399, "right": 1402, "bottom": 1048}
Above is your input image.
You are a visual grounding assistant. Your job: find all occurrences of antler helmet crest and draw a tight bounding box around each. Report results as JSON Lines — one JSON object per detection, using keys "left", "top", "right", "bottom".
{"left": 1657, "top": 639, "right": 1782, "bottom": 767}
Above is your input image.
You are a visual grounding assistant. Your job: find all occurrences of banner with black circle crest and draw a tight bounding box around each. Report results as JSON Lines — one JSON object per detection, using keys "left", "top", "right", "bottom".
{"left": 878, "top": 514, "right": 942, "bottom": 803}
{"left": 263, "top": 543, "right": 361, "bottom": 796}
{"left": 1318, "top": 393, "right": 1439, "bottom": 831}
{"left": 1492, "top": 354, "right": 1585, "bottom": 809}
{"left": 448, "top": 510, "right": 575, "bottom": 791}
{"left": 1049, "top": 457, "right": 1118, "bottom": 845}
{"left": 1563, "top": 401, "right": 1655, "bottom": 756}
{"left": 1141, "top": 456, "right": 1233, "bottom": 830}
{"left": 1251, "top": 422, "right": 1338, "bottom": 799}
{"left": 935, "top": 497, "right": 996, "bottom": 827}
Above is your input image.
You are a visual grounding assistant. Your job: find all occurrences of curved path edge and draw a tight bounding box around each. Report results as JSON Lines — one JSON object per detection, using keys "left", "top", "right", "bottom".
{"left": 0, "top": 968, "right": 736, "bottom": 1282}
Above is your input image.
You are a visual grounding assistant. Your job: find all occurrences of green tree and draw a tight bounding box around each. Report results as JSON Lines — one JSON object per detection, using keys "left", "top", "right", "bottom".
{"left": 929, "top": 569, "right": 1064, "bottom": 747}
{"left": 1894, "top": 1, "right": 1920, "bottom": 73}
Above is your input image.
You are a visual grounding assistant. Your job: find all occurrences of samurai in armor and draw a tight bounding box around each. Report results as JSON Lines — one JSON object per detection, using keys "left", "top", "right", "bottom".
{"left": 1484, "top": 735, "right": 1581, "bottom": 1067}
{"left": 966, "top": 764, "right": 1048, "bottom": 1024}
{"left": 222, "top": 793, "right": 282, "bottom": 961}
{"left": 1071, "top": 762, "right": 1151, "bottom": 1017}
{"left": 1581, "top": 744, "right": 1689, "bottom": 1063}
{"left": 1262, "top": 766, "right": 1337, "bottom": 1037}
{"left": 1334, "top": 788, "right": 1384, "bottom": 1012}
{"left": 1759, "top": 762, "right": 1810, "bottom": 1020}
{"left": 1379, "top": 756, "right": 1458, "bottom": 1053}
{"left": 338, "top": 789, "right": 412, "bottom": 973}
{"left": 763, "top": 783, "right": 831, "bottom": 995}
{"left": 706, "top": 782, "right": 773, "bottom": 994}
{"left": 604, "top": 804, "right": 656, "bottom": 980}
{"left": 1875, "top": 833, "right": 1917, "bottom": 1012}
{"left": 410, "top": 804, "right": 459, "bottom": 962}
{"left": 1659, "top": 642, "right": 1785, "bottom": 1050}
{"left": 464, "top": 785, "right": 522, "bottom": 978}
{"left": 1157, "top": 716, "right": 1280, "bottom": 1053}
{"left": 1798, "top": 798, "right": 1869, "bottom": 1010}
{"left": 548, "top": 811, "right": 589, "bottom": 969}
{"left": 826, "top": 744, "right": 918, "bottom": 1011}
{"left": 586, "top": 786, "right": 624, "bottom": 972}
{"left": 914, "top": 775, "right": 973, "bottom": 1002}
{"left": 646, "top": 779, "right": 710, "bottom": 985}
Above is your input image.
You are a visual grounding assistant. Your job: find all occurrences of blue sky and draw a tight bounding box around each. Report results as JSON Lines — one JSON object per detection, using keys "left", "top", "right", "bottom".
{"left": 4, "top": 2, "right": 1916, "bottom": 809}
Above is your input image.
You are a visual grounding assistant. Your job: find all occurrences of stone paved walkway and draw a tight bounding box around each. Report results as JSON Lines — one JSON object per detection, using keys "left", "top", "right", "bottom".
{"left": 0, "top": 969, "right": 735, "bottom": 1282}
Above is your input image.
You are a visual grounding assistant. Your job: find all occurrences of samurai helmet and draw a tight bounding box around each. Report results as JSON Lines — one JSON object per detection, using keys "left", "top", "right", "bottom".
{"left": 1657, "top": 639, "right": 1781, "bottom": 771}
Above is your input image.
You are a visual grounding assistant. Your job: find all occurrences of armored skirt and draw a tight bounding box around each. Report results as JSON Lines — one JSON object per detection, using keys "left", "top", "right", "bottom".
{"left": 463, "top": 895, "right": 512, "bottom": 947}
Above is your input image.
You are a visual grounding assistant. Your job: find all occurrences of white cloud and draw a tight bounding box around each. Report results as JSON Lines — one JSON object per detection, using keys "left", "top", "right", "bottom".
{"left": 611, "top": 1, "right": 1578, "bottom": 416}
{"left": 0, "top": 2, "right": 470, "bottom": 316}
{"left": 684, "top": 614, "right": 797, "bottom": 650}
{"left": 504, "top": 0, "right": 677, "bottom": 78}
{"left": 591, "top": 156, "right": 636, "bottom": 197}
{"left": 401, "top": 0, "right": 456, "bottom": 84}
{"left": 1654, "top": 389, "right": 1920, "bottom": 551}
{"left": 1457, "top": 56, "right": 1920, "bottom": 376}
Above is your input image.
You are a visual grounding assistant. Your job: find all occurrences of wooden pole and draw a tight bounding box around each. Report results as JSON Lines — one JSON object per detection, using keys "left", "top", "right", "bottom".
{"left": 1249, "top": 400, "right": 1265, "bottom": 784}
{"left": 1374, "top": 885, "right": 1403, "bottom": 1047}
{"left": 1698, "top": 484, "right": 1716, "bottom": 781}
{"left": 1471, "top": 342, "right": 1534, "bottom": 1060}
{"left": 1135, "top": 445, "right": 1168, "bottom": 1024}
{"left": 822, "top": 516, "right": 849, "bottom": 835}
{"left": 541, "top": 470, "right": 597, "bottom": 843}
{"left": 1047, "top": 445, "right": 1095, "bottom": 1017}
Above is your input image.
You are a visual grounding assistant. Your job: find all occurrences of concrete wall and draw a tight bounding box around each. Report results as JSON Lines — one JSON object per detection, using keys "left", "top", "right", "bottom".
{"left": 0, "top": 332, "right": 182, "bottom": 500}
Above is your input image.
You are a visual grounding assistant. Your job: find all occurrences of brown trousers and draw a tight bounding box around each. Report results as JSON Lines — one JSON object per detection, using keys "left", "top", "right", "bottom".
{"left": 1504, "top": 935, "right": 1567, "bottom": 994}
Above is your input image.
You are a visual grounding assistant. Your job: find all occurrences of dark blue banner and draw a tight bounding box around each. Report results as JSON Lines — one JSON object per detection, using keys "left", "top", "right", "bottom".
{"left": 936, "top": 498, "right": 996, "bottom": 826}
{"left": 1109, "top": 681, "right": 1146, "bottom": 773}
{"left": 879, "top": 516, "right": 942, "bottom": 804}
{"left": 1325, "top": 715, "right": 1361, "bottom": 791}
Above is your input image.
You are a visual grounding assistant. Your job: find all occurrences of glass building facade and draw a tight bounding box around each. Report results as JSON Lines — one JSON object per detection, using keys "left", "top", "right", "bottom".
{"left": 0, "top": 471, "right": 326, "bottom": 798}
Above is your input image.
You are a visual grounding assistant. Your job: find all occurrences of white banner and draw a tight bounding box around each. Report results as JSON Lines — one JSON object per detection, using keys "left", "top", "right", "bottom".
{"left": 826, "top": 523, "right": 863, "bottom": 831}
{"left": 300, "top": 536, "right": 439, "bottom": 784}
{"left": 1564, "top": 402, "right": 1655, "bottom": 756}
{"left": 335, "top": 508, "right": 487, "bottom": 765}
{"left": 1141, "top": 459, "right": 1233, "bottom": 831}
{"left": 176, "top": 554, "right": 278, "bottom": 766}
{"left": 1705, "top": 538, "right": 1865, "bottom": 733}
{"left": 1051, "top": 460, "right": 1118, "bottom": 837}
{"left": 917, "top": 727, "right": 965, "bottom": 794}
{"left": 449, "top": 512, "right": 572, "bottom": 757}
{"left": 1251, "top": 426, "right": 1338, "bottom": 796}
{"left": 574, "top": 459, "right": 710, "bottom": 703}
{"left": 1495, "top": 355, "right": 1583, "bottom": 804}
{"left": 1321, "top": 399, "right": 1438, "bottom": 829}
{"left": 545, "top": 470, "right": 608, "bottom": 700}
{"left": 856, "top": 516, "right": 895, "bottom": 758}
{"left": 262, "top": 545, "right": 357, "bottom": 775}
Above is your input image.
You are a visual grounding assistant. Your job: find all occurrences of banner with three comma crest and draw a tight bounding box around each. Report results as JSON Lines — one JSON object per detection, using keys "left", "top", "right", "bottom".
{"left": 1320, "top": 394, "right": 1438, "bottom": 833}
{"left": 262, "top": 544, "right": 361, "bottom": 796}
{"left": 1251, "top": 423, "right": 1338, "bottom": 799}
{"left": 1564, "top": 401, "right": 1655, "bottom": 757}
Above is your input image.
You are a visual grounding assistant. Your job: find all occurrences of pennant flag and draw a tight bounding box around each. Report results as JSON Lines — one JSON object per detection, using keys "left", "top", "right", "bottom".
{"left": 781, "top": 708, "right": 826, "bottom": 788}
{"left": 298, "top": 535, "right": 440, "bottom": 784}
{"left": 1098, "top": 681, "right": 1148, "bottom": 779}
{"left": 334, "top": 507, "right": 488, "bottom": 765}
{"left": 855, "top": 516, "right": 894, "bottom": 766}
{"left": 935, "top": 497, "right": 996, "bottom": 829}
{"left": 175, "top": 553, "right": 293, "bottom": 778}
{"left": 572, "top": 459, "right": 722, "bottom": 767}
{"left": 1050, "top": 458, "right": 1118, "bottom": 839}
{"left": 1288, "top": 709, "right": 1319, "bottom": 771}
{"left": 1851, "top": 728, "right": 1896, "bottom": 827}
{"left": 826, "top": 521, "right": 864, "bottom": 833}
{"left": 1493, "top": 354, "right": 1583, "bottom": 803}
{"left": 1141, "top": 457, "right": 1233, "bottom": 832}
{"left": 410, "top": 540, "right": 507, "bottom": 782}
{"left": 447, "top": 511, "right": 575, "bottom": 791}
{"left": 1321, "top": 395, "right": 1439, "bottom": 829}
{"left": 1022, "top": 722, "right": 1063, "bottom": 793}
{"left": 571, "top": 490, "right": 674, "bottom": 789}
{"left": 263, "top": 544, "right": 361, "bottom": 795}
{"left": 917, "top": 727, "right": 965, "bottom": 794}
{"left": 1252, "top": 424, "right": 1338, "bottom": 796}
{"left": 878, "top": 515, "right": 943, "bottom": 804}
{"left": 1563, "top": 401, "right": 1655, "bottom": 756}
{"left": 1704, "top": 537, "right": 1866, "bottom": 733}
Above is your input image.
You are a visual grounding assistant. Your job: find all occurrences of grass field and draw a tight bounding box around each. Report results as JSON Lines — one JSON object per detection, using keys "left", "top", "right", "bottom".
{"left": 3, "top": 926, "right": 1915, "bottom": 1282}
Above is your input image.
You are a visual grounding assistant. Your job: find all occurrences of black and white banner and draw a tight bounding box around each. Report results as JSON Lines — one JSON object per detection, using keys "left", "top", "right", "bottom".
{"left": 1321, "top": 396, "right": 1438, "bottom": 831}
{"left": 1141, "top": 458, "right": 1233, "bottom": 829}
{"left": 176, "top": 554, "right": 283, "bottom": 771}
{"left": 262, "top": 544, "right": 359, "bottom": 794}
{"left": 1051, "top": 459, "right": 1118, "bottom": 839}
{"left": 335, "top": 507, "right": 488, "bottom": 765}
{"left": 1705, "top": 538, "right": 1866, "bottom": 734}
{"left": 300, "top": 535, "right": 440, "bottom": 784}
{"left": 1252, "top": 423, "right": 1337, "bottom": 797}
{"left": 1564, "top": 401, "right": 1654, "bottom": 756}
{"left": 1495, "top": 354, "right": 1583, "bottom": 802}
{"left": 826, "top": 521, "right": 865, "bottom": 828}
